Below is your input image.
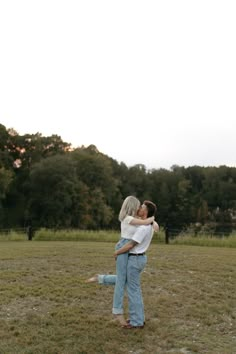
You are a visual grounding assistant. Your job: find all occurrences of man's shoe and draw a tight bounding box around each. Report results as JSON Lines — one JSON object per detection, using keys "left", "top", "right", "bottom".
{"left": 122, "top": 323, "right": 144, "bottom": 329}
{"left": 126, "top": 319, "right": 145, "bottom": 326}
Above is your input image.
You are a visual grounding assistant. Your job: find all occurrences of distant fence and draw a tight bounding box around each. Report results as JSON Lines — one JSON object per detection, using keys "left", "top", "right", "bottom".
{"left": 0, "top": 227, "right": 235, "bottom": 243}
{"left": 0, "top": 227, "right": 33, "bottom": 240}
{"left": 166, "top": 228, "right": 235, "bottom": 237}
{"left": 164, "top": 227, "right": 236, "bottom": 244}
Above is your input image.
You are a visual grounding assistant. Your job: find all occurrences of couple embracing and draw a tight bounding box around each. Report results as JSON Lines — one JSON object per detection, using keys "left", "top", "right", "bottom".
{"left": 86, "top": 196, "right": 159, "bottom": 329}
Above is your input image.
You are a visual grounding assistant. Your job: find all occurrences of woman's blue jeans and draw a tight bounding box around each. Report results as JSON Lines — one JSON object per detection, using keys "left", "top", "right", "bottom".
{"left": 97, "top": 238, "right": 129, "bottom": 314}
{"left": 98, "top": 274, "right": 116, "bottom": 285}
{"left": 112, "top": 238, "right": 130, "bottom": 314}
{"left": 97, "top": 238, "right": 130, "bottom": 314}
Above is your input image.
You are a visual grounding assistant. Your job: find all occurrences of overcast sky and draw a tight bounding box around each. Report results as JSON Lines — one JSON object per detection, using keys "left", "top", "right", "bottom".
{"left": 0, "top": 1, "right": 235, "bottom": 170}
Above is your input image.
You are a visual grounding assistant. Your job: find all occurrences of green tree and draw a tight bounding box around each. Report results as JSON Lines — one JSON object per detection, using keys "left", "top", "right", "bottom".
{"left": 71, "top": 145, "right": 121, "bottom": 224}
{"left": 27, "top": 155, "right": 87, "bottom": 228}
{"left": 0, "top": 124, "right": 14, "bottom": 169}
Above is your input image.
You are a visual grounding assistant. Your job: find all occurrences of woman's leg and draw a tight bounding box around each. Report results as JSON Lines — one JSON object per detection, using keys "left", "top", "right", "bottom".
{"left": 85, "top": 238, "right": 130, "bottom": 326}
{"left": 112, "top": 239, "right": 130, "bottom": 315}
{"left": 86, "top": 272, "right": 126, "bottom": 325}
{"left": 98, "top": 274, "right": 116, "bottom": 285}
{"left": 85, "top": 274, "right": 116, "bottom": 285}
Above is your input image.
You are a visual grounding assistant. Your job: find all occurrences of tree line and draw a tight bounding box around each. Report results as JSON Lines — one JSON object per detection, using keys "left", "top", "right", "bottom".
{"left": 0, "top": 123, "right": 236, "bottom": 234}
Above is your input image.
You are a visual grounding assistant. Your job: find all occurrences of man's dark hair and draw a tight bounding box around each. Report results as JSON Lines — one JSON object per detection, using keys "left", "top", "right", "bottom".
{"left": 143, "top": 200, "right": 157, "bottom": 218}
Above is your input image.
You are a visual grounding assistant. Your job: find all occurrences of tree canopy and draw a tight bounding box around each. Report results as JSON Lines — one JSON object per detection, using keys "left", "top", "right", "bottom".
{"left": 0, "top": 124, "right": 235, "bottom": 234}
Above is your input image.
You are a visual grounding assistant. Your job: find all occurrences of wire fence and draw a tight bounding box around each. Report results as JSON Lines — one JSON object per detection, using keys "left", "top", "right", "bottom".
{"left": 166, "top": 228, "right": 235, "bottom": 238}
{"left": 0, "top": 226, "right": 235, "bottom": 242}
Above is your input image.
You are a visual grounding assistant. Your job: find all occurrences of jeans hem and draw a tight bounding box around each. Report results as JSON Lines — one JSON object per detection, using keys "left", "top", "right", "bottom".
{"left": 98, "top": 275, "right": 104, "bottom": 284}
{"left": 112, "top": 308, "right": 124, "bottom": 315}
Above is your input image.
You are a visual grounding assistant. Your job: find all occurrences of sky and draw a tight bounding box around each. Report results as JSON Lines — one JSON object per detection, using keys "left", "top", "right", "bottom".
{"left": 0, "top": 1, "right": 235, "bottom": 170}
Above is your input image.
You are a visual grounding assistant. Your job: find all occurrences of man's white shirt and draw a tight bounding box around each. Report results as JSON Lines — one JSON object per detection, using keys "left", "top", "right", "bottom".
{"left": 130, "top": 224, "right": 154, "bottom": 254}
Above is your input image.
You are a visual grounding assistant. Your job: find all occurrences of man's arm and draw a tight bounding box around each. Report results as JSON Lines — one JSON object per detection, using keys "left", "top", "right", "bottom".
{"left": 114, "top": 240, "right": 138, "bottom": 259}
{"left": 114, "top": 225, "right": 148, "bottom": 259}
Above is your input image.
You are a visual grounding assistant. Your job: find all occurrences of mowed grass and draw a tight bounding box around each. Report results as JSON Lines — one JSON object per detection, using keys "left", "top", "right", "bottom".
{"left": 0, "top": 242, "right": 235, "bottom": 354}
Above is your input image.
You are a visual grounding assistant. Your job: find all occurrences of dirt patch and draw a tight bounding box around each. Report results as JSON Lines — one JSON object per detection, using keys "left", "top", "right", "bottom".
{"left": 0, "top": 297, "right": 56, "bottom": 321}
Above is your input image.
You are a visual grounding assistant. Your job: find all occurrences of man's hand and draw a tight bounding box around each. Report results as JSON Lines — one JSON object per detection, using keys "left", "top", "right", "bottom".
{"left": 113, "top": 240, "right": 138, "bottom": 260}
{"left": 153, "top": 221, "right": 159, "bottom": 232}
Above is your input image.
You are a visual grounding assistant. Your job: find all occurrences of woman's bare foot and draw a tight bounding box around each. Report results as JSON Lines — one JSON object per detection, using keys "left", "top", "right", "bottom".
{"left": 113, "top": 314, "right": 127, "bottom": 326}
{"left": 85, "top": 274, "right": 98, "bottom": 283}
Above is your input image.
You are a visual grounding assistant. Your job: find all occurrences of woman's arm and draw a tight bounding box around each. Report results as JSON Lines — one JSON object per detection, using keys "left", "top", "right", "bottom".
{"left": 130, "top": 216, "right": 154, "bottom": 226}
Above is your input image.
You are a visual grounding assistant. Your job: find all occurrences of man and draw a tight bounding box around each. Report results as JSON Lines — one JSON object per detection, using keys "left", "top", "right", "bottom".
{"left": 114, "top": 200, "right": 158, "bottom": 328}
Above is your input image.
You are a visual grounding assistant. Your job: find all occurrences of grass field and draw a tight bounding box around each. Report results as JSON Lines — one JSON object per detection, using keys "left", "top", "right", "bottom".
{"left": 0, "top": 241, "right": 235, "bottom": 354}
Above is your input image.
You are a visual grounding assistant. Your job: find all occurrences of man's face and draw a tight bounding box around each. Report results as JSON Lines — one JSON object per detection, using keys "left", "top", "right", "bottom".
{"left": 138, "top": 204, "right": 148, "bottom": 219}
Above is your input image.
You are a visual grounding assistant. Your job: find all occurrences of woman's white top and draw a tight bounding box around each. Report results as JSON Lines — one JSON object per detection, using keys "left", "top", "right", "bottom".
{"left": 120, "top": 215, "right": 138, "bottom": 239}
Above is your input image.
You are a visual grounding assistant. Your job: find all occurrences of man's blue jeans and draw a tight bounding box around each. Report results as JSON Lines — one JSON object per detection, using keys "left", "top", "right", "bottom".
{"left": 97, "top": 251, "right": 147, "bottom": 324}
{"left": 127, "top": 254, "right": 147, "bottom": 326}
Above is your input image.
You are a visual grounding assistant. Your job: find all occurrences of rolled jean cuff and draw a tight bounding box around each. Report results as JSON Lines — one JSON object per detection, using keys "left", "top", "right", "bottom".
{"left": 98, "top": 275, "right": 105, "bottom": 284}
{"left": 112, "top": 308, "right": 124, "bottom": 315}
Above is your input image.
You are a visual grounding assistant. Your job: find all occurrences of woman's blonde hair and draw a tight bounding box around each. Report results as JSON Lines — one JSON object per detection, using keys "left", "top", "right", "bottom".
{"left": 118, "top": 196, "right": 140, "bottom": 221}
